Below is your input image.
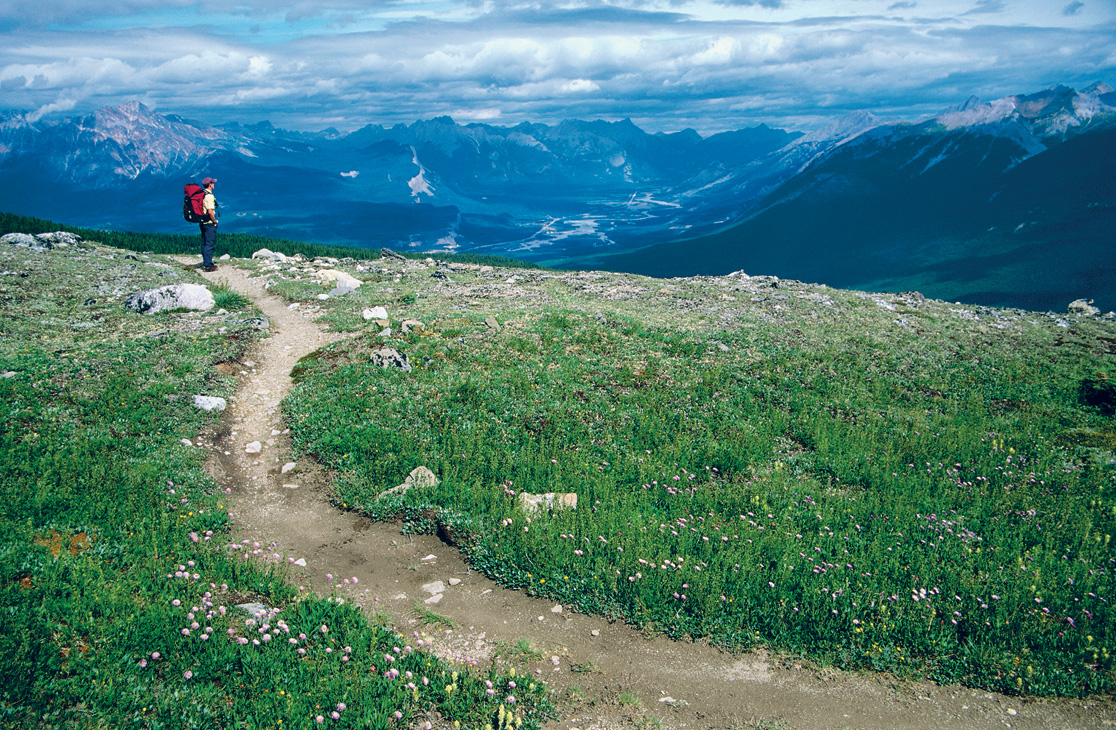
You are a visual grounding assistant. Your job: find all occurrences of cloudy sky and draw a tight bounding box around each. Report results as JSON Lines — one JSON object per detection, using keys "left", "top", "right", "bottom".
{"left": 1, "top": 0, "right": 1113, "bottom": 134}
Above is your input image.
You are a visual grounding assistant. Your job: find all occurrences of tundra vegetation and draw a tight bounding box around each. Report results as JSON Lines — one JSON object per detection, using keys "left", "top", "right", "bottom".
{"left": 277, "top": 250, "right": 1116, "bottom": 698}
{"left": 0, "top": 224, "right": 551, "bottom": 729}
{"left": 1, "top": 214, "right": 1114, "bottom": 729}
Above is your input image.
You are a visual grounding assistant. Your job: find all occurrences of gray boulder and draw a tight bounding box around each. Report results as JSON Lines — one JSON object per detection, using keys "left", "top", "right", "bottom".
{"left": 379, "top": 466, "right": 440, "bottom": 499}
{"left": 1068, "top": 299, "right": 1100, "bottom": 316}
{"left": 2, "top": 233, "right": 50, "bottom": 251}
{"left": 251, "top": 248, "right": 289, "bottom": 263}
{"left": 369, "top": 345, "right": 411, "bottom": 372}
{"left": 125, "top": 284, "right": 215, "bottom": 314}
{"left": 193, "top": 395, "right": 227, "bottom": 412}
{"left": 36, "top": 231, "right": 84, "bottom": 247}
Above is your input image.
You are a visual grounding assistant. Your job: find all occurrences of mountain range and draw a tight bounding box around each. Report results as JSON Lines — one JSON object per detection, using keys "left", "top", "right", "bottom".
{"left": 1, "top": 82, "right": 1114, "bottom": 310}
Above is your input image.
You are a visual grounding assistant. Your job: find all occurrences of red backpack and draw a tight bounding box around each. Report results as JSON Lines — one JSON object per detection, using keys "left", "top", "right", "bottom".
{"left": 183, "top": 183, "right": 208, "bottom": 223}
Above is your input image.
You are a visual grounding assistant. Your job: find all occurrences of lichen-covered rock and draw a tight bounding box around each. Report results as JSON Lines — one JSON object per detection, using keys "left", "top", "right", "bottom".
{"left": 378, "top": 466, "right": 440, "bottom": 499}
{"left": 193, "top": 395, "right": 227, "bottom": 412}
{"left": 251, "top": 248, "right": 289, "bottom": 263}
{"left": 369, "top": 345, "right": 411, "bottom": 372}
{"left": 1068, "top": 299, "right": 1100, "bottom": 316}
{"left": 2, "top": 232, "right": 50, "bottom": 251}
{"left": 125, "top": 284, "right": 214, "bottom": 314}
{"left": 35, "top": 231, "right": 84, "bottom": 247}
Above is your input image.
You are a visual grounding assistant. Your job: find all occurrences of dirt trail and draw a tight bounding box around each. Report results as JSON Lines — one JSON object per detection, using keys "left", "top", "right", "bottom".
{"left": 197, "top": 263, "right": 1112, "bottom": 730}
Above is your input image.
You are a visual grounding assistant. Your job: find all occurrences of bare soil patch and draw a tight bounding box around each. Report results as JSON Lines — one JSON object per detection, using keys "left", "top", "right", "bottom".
{"left": 195, "top": 262, "right": 1113, "bottom": 730}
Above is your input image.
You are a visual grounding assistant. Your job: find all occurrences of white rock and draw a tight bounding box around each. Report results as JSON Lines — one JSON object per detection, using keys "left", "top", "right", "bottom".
{"left": 125, "top": 284, "right": 215, "bottom": 314}
{"left": 421, "top": 554, "right": 437, "bottom": 561}
{"left": 293, "top": 558, "right": 307, "bottom": 567}
{"left": 288, "top": 303, "right": 300, "bottom": 310}
{"left": 448, "top": 578, "right": 462, "bottom": 586}
{"left": 281, "top": 462, "right": 297, "bottom": 474}
{"left": 180, "top": 438, "right": 193, "bottom": 447}
{"left": 282, "top": 483, "right": 299, "bottom": 489}
{"left": 245, "top": 441, "right": 262, "bottom": 454}
{"left": 424, "top": 593, "right": 443, "bottom": 605}
{"left": 1007, "top": 709, "right": 1018, "bottom": 716}
{"left": 422, "top": 581, "right": 446, "bottom": 595}
{"left": 251, "top": 248, "right": 288, "bottom": 263}
{"left": 363, "top": 306, "right": 389, "bottom": 320}
{"left": 317, "top": 294, "right": 330, "bottom": 300}
{"left": 590, "top": 630, "right": 600, "bottom": 637}
{"left": 1068, "top": 299, "right": 1100, "bottom": 316}
{"left": 193, "top": 395, "right": 227, "bottom": 412}
{"left": 219, "top": 254, "right": 231, "bottom": 261}
{"left": 551, "top": 604, "right": 563, "bottom": 614}
{"left": 393, "top": 593, "right": 408, "bottom": 600}
{"left": 314, "top": 269, "right": 362, "bottom": 289}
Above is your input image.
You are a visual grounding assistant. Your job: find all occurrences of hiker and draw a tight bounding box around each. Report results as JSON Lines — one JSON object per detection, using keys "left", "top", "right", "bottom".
{"left": 199, "top": 177, "right": 219, "bottom": 272}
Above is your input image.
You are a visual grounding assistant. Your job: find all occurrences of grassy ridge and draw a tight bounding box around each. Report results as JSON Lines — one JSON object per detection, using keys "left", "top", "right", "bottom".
{"left": 0, "top": 235, "right": 551, "bottom": 727}
{"left": 272, "top": 263, "right": 1116, "bottom": 697}
{"left": 0, "top": 211, "right": 545, "bottom": 270}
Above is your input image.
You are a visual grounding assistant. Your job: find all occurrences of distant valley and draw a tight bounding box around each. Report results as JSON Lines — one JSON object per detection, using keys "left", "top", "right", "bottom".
{"left": 1, "top": 82, "right": 1113, "bottom": 310}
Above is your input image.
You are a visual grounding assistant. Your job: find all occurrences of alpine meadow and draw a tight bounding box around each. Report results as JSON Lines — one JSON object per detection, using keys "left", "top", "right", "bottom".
{"left": 1, "top": 215, "right": 1113, "bottom": 728}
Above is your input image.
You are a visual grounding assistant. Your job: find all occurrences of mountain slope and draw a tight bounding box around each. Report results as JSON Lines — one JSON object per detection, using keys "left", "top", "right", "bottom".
{"left": 585, "top": 86, "right": 1116, "bottom": 311}
{"left": 0, "top": 84, "right": 1113, "bottom": 309}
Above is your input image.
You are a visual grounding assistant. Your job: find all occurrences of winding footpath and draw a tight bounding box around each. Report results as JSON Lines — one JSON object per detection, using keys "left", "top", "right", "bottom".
{"left": 196, "top": 264, "right": 1111, "bottom": 730}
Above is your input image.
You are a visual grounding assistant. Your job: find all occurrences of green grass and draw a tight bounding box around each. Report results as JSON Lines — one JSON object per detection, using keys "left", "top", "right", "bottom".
{"left": 617, "top": 691, "right": 642, "bottom": 708}
{"left": 0, "top": 236, "right": 552, "bottom": 728}
{"left": 277, "top": 257, "right": 1116, "bottom": 698}
{"left": 210, "top": 280, "right": 253, "bottom": 311}
{"left": 498, "top": 638, "right": 544, "bottom": 663}
{"left": 414, "top": 601, "right": 456, "bottom": 628}
{"left": 5, "top": 213, "right": 1115, "bottom": 727}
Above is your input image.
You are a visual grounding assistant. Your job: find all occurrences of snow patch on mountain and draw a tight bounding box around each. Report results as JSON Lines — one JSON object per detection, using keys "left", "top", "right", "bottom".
{"left": 409, "top": 170, "right": 434, "bottom": 198}
{"left": 431, "top": 233, "right": 461, "bottom": 253}
{"left": 408, "top": 146, "right": 435, "bottom": 199}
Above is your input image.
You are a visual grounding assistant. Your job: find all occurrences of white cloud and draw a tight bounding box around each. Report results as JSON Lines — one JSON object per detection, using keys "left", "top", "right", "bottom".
{"left": 561, "top": 78, "right": 600, "bottom": 93}
{"left": 27, "top": 96, "right": 78, "bottom": 122}
{"left": 247, "top": 55, "right": 272, "bottom": 76}
{"left": 0, "top": 2, "right": 1112, "bottom": 133}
